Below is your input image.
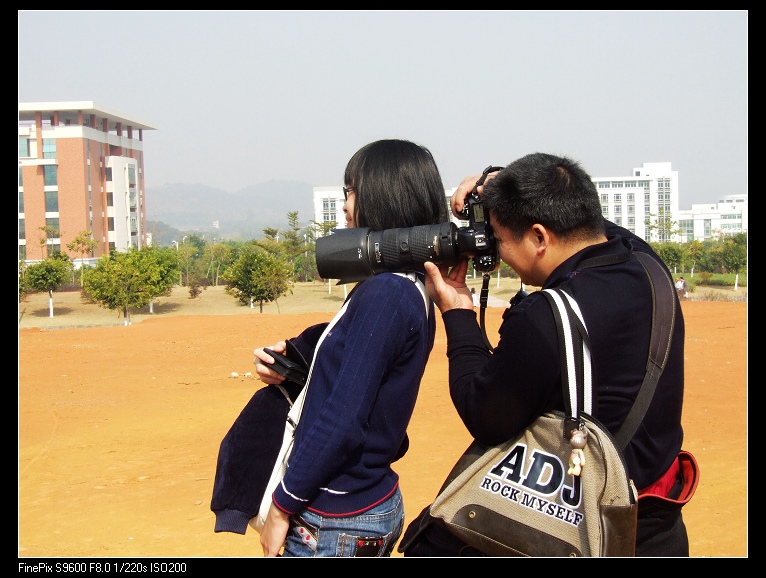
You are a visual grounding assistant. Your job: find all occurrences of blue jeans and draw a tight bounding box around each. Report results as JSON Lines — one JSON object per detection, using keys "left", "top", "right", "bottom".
{"left": 281, "top": 487, "right": 404, "bottom": 557}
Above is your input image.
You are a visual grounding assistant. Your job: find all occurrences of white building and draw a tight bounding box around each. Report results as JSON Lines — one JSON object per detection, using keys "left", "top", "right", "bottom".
{"left": 677, "top": 195, "right": 748, "bottom": 243}
{"left": 593, "top": 162, "right": 679, "bottom": 243}
{"left": 313, "top": 163, "right": 746, "bottom": 244}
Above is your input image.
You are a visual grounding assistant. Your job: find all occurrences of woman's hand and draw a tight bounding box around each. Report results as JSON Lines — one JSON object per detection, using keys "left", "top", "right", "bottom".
{"left": 253, "top": 342, "right": 287, "bottom": 384}
{"left": 259, "top": 502, "right": 290, "bottom": 557}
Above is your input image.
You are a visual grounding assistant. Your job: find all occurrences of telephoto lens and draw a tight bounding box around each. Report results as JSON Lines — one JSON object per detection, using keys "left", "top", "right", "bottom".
{"left": 316, "top": 222, "right": 459, "bottom": 284}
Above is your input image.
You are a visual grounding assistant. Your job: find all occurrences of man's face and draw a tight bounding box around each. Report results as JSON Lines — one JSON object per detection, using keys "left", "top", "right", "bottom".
{"left": 491, "top": 221, "right": 535, "bottom": 286}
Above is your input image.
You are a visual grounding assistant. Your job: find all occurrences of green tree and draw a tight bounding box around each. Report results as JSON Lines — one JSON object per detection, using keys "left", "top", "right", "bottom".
{"left": 685, "top": 240, "right": 704, "bottom": 277}
{"left": 25, "top": 256, "right": 72, "bottom": 317}
{"left": 721, "top": 235, "right": 747, "bottom": 291}
{"left": 651, "top": 242, "right": 683, "bottom": 274}
{"left": 310, "top": 219, "right": 337, "bottom": 239}
{"left": 66, "top": 230, "right": 98, "bottom": 286}
{"left": 138, "top": 246, "right": 180, "bottom": 313}
{"left": 282, "top": 211, "right": 304, "bottom": 256}
{"left": 82, "top": 249, "right": 161, "bottom": 325}
{"left": 18, "top": 260, "right": 29, "bottom": 301}
{"left": 37, "top": 225, "right": 59, "bottom": 260}
{"left": 645, "top": 211, "right": 679, "bottom": 243}
{"left": 700, "top": 242, "right": 724, "bottom": 274}
{"left": 222, "top": 246, "right": 293, "bottom": 312}
{"left": 203, "top": 242, "right": 233, "bottom": 286}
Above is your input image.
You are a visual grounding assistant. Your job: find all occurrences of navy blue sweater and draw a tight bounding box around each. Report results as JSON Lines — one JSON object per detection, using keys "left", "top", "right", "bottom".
{"left": 273, "top": 272, "right": 435, "bottom": 517}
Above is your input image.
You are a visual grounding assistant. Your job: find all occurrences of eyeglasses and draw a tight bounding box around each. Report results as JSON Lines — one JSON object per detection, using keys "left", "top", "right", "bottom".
{"left": 342, "top": 186, "right": 355, "bottom": 201}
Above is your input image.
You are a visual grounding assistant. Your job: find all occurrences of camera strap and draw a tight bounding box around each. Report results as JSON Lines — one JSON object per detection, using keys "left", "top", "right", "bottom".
{"left": 478, "top": 273, "right": 494, "bottom": 352}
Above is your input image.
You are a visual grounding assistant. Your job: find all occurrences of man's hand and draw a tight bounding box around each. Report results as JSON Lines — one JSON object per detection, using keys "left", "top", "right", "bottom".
{"left": 423, "top": 260, "right": 474, "bottom": 313}
{"left": 450, "top": 170, "right": 500, "bottom": 219}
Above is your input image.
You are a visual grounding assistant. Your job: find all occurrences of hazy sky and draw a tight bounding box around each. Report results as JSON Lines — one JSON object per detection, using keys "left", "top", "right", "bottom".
{"left": 18, "top": 10, "right": 748, "bottom": 209}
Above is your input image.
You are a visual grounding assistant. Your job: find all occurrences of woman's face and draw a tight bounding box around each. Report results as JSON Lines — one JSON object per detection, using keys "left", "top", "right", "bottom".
{"left": 343, "top": 186, "right": 356, "bottom": 228}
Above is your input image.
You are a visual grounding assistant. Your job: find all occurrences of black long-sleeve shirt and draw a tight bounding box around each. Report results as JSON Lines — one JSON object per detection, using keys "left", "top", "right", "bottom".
{"left": 442, "top": 224, "right": 684, "bottom": 490}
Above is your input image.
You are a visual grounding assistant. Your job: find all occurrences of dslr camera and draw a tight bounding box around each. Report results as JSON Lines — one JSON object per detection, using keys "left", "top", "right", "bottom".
{"left": 316, "top": 166, "right": 502, "bottom": 284}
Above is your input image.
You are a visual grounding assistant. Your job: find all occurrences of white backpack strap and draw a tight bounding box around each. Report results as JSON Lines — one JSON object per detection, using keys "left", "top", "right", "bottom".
{"left": 542, "top": 288, "right": 593, "bottom": 417}
{"left": 287, "top": 296, "right": 352, "bottom": 423}
{"left": 395, "top": 272, "right": 429, "bottom": 318}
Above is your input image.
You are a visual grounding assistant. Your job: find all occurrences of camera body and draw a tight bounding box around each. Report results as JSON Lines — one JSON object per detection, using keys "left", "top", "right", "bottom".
{"left": 316, "top": 192, "right": 498, "bottom": 284}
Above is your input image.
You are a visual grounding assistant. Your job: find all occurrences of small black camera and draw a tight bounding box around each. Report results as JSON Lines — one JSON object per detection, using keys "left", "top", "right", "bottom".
{"left": 316, "top": 167, "right": 502, "bottom": 284}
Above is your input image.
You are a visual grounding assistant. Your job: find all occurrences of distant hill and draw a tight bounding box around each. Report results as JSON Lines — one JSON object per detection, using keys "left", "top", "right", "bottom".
{"left": 145, "top": 180, "right": 317, "bottom": 240}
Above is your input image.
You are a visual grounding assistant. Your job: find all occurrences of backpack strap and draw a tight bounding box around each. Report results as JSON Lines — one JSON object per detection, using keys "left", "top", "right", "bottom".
{"left": 395, "top": 272, "right": 430, "bottom": 318}
{"left": 613, "top": 252, "right": 676, "bottom": 449}
{"left": 545, "top": 249, "right": 676, "bottom": 450}
{"left": 542, "top": 288, "right": 593, "bottom": 440}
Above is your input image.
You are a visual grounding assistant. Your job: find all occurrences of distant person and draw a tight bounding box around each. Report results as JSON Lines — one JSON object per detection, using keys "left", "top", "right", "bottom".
{"left": 676, "top": 276, "right": 688, "bottom": 300}
{"left": 408, "top": 152, "right": 693, "bottom": 556}
{"left": 252, "top": 139, "right": 448, "bottom": 557}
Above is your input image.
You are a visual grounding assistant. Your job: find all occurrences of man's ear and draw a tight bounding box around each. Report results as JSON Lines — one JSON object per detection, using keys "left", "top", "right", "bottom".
{"left": 531, "top": 224, "right": 551, "bottom": 253}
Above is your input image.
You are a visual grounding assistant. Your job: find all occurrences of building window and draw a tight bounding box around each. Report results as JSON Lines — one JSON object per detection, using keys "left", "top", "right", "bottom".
{"left": 602, "top": 206, "right": 609, "bottom": 217}
{"left": 105, "top": 167, "right": 113, "bottom": 181}
{"left": 45, "top": 218, "right": 60, "bottom": 237}
{"left": 107, "top": 192, "right": 114, "bottom": 207}
{"left": 19, "top": 244, "right": 26, "bottom": 261}
{"left": 615, "top": 217, "right": 622, "bottom": 226}
{"left": 19, "top": 191, "right": 24, "bottom": 213}
{"left": 628, "top": 217, "right": 635, "bottom": 227}
{"left": 614, "top": 194, "right": 622, "bottom": 203}
{"left": 19, "top": 137, "right": 30, "bottom": 158}
{"left": 627, "top": 193, "right": 634, "bottom": 202}
{"left": 19, "top": 167, "right": 23, "bottom": 187}
{"left": 600, "top": 194, "right": 609, "bottom": 203}
{"left": 109, "top": 242, "right": 116, "bottom": 252}
{"left": 49, "top": 242, "right": 61, "bottom": 254}
{"left": 43, "top": 165, "right": 58, "bottom": 186}
{"left": 43, "top": 138, "right": 56, "bottom": 159}
{"left": 19, "top": 217, "right": 25, "bottom": 240}
{"left": 45, "top": 190, "right": 59, "bottom": 213}
{"left": 322, "top": 198, "right": 338, "bottom": 225}
{"left": 108, "top": 217, "right": 115, "bottom": 232}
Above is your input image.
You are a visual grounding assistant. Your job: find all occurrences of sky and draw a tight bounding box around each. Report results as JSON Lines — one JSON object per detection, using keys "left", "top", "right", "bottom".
{"left": 18, "top": 10, "right": 748, "bottom": 209}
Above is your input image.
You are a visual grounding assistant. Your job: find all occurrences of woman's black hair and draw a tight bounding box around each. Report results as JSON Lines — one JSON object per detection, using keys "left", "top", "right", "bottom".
{"left": 344, "top": 139, "right": 449, "bottom": 230}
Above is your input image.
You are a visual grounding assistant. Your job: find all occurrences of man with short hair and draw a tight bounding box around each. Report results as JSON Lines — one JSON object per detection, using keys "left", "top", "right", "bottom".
{"left": 410, "top": 153, "right": 692, "bottom": 557}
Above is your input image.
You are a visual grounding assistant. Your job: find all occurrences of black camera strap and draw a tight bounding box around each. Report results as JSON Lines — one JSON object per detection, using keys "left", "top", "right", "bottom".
{"left": 478, "top": 273, "right": 494, "bottom": 351}
{"left": 472, "top": 165, "right": 504, "bottom": 352}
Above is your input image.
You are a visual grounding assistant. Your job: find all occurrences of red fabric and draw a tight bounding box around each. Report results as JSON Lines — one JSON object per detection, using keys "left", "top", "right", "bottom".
{"left": 637, "top": 450, "right": 699, "bottom": 504}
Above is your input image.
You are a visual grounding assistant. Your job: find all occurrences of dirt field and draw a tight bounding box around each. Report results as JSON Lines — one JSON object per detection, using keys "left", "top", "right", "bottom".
{"left": 18, "top": 283, "right": 748, "bottom": 558}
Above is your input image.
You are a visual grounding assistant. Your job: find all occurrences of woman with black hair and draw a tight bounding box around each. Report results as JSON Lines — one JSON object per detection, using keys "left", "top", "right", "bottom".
{"left": 253, "top": 139, "right": 449, "bottom": 557}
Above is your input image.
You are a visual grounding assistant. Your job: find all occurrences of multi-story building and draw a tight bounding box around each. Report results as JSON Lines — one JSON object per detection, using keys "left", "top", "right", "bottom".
{"left": 18, "top": 101, "right": 157, "bottom": 265}
{"left": 593, "top": 162, "right": 679, "bottom": 243}
{"left": 677, "top": 195, "right": 748, "bottom": 243}
{"left": 313, "top": 163, "right": 747, "bottom": 244}
{"left": 594, "top": 162, "right": 747, "bottom": 243}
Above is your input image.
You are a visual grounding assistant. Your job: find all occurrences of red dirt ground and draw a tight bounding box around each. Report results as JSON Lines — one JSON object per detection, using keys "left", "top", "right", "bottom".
{"left": 18, "top": 292, "right": 747, "bottom": 558}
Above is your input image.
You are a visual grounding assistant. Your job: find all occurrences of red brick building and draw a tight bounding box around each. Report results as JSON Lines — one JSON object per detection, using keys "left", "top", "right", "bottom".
{"left": 18, "top": 101, "right": 157, "bottom": 264}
